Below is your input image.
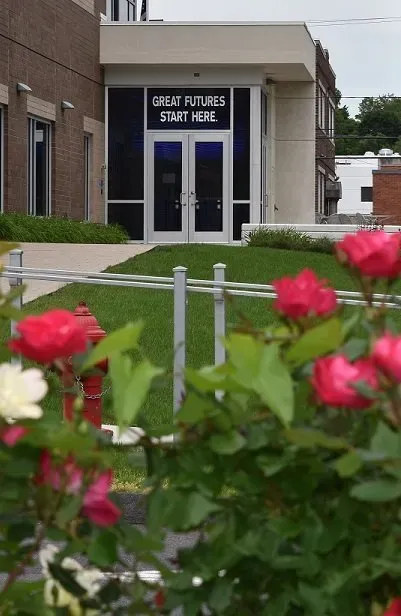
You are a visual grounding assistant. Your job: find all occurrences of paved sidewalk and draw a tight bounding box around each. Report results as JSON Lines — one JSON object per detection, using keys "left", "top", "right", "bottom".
{"left": 1, "top": 243, "right": 154, "bottom": 302}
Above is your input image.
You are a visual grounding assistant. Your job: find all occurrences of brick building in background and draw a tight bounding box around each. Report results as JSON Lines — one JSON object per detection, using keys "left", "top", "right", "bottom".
{"left": 373, "top": 157, "right": 401, "bottom": 226}
{"left": 0, "top": 0, "right": 106, "bottom": 221}
{"left": 315, "top": 40, "right": 340, "bottom": 221}
{"left": 0, "top": 4, "right": 338, "bottom": 236}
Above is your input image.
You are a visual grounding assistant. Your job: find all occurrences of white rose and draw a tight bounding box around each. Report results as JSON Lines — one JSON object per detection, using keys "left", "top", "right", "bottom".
{"left": 40, "top": 546, "right": 103, "bottom": 616}
{"left": 0, "top": 363, "right": 47, "bottom": 420}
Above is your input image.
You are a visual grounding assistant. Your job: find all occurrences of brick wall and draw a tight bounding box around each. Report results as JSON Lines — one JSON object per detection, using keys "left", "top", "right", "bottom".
{"left": 315, "top": 41, "right": 336, "bottom": 217}
{"left": 373, "top": 164, "right": 401, "bottom": 225}
{"left": 0, "top": 0, "right": 106, "bottom": 220}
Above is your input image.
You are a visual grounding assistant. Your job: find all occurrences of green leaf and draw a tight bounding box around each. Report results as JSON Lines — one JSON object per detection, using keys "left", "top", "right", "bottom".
{"left": 286, "top": 428, "right": 348, "bottom": 450}
{"left": 351, "top": 479, "right": 401, "bottom": 502}
{"left": 6, "top": 521, "right": 35, "bottom": 543}
{"left": 371, "top": 421, "right": 401, "bottom": 458}
{"left": 209, "top": 578, "right": 233, "bottom": 612}
{"left": 335, "top": 452, "right": 363, "bottom": 477}
{"left": 55, "top": 497, "right": 82, "bottom": 527}
{"left": 48, "top": 563, "right": 87, "bottom": 598}
{"left": 98, "top": 580, "right": 121, "bottom": 604}
{"left": 186, "top": 493, "right": 221, "bottom": 527}
{"left": 88, "top": 530, "right": 118, "bottom": 567}
{"left": 341, "top": 338, "right": 369, "bottom": 361}
{"left": 227, "top": 335, "right": 294, "bottom": 425}
{"left": 209, "top": 430, "right": 246, "bottom": 455}
{"left": 257, "top": 454, "right": 292, "bottom": 477}
{"left": 82, "top": 322, "right": 144, "bottom": 370}
{"left": 286, "top": 318, "right": 343, "bottom": 366}
{"left": 110, "top": 356, "right": 163, "bottom": 429}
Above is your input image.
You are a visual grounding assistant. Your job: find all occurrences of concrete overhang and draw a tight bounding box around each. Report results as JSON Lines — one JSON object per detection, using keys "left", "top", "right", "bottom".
{"left": 100, "top": 22, "right": 316, "bottom": 82}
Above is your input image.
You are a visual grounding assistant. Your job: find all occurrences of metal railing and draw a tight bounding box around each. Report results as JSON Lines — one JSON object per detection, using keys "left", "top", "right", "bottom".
{"left": 3, "top": 249, "right": 401, "bottom": 414}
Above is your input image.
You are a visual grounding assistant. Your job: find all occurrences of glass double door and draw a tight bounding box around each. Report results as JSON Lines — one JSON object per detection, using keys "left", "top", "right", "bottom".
{"left": 148, "top": 133, "right": 229, "bottom": 243}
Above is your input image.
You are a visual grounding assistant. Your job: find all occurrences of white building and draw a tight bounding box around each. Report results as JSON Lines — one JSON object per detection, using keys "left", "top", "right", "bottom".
{"left": 101, "top": 19, "right": 318, "bottom": 242}
{"left": 336, "top": 149, "right": 400, "bottom": 216}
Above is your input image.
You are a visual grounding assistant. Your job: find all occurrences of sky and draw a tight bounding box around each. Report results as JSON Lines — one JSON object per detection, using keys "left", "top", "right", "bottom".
{"left": 151, "top": 0, "right": 401, "bottom": 116}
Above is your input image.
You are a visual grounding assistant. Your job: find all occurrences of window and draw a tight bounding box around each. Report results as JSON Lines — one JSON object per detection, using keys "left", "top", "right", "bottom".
{"left": 0, "top": 107, "right": 3, "bottom": 212}
{"left": 108, "top": 88, "right": 144, "bottom": 200}
{"left": 318, "top": 84, "right": 326, "bottom": 131}
{"left": 317, "top": 170, "right": 326, "bottom": 215}
{"left": 233, "top": 88, "right": 251, "bottom": 201}
{"left": 328, "top": 99, "right": 335, "bottom": 139}
{"left": 28, "top": 119, "right": 51, "bottom": 216}
{"left": 261, "top": 91, "right": 268, "bottom": 136}
{"left": 361, "top": 186, "right": 373, "bottom": 202}
{"left": 84, "top": 135, "right": 92, "bottom": 221}
{"left": 109, "top": 0, "right": 136, "bottom": 21}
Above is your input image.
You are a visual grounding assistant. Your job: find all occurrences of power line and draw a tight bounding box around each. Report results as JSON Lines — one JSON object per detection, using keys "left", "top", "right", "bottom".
{"left": 308, "top": 16, "right": 401, "bottom": 27}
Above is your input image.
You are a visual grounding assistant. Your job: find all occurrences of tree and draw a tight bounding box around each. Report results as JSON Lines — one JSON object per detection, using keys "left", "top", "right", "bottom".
{"left": 335, "top": 92, "right": 401, "bottom": 155}
{"left": 335, "top": 90, "right": 359, "bottom": 155}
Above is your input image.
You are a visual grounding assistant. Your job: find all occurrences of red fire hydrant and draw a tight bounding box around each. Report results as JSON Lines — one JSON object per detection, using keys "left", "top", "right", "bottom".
{"left": 63, "top": 302, "right": 108, "bottom": 429}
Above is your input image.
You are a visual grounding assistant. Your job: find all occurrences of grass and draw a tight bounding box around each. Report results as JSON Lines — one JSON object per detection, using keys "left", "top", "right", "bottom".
{"left": 0, "top": 213, "right": 128, "bottom": 244}
{"left": 4, "top": 244, "right": 400, "bottom": 489}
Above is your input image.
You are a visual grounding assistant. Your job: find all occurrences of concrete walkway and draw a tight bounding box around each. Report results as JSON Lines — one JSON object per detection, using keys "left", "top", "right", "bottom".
{"left": 1, "top": 243, "right": 154, "bottom": 303}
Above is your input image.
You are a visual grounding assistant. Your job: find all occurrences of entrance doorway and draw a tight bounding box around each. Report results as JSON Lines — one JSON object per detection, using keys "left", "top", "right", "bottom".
{"left": 148, "top": 133, "right": 229, "bottom": 243}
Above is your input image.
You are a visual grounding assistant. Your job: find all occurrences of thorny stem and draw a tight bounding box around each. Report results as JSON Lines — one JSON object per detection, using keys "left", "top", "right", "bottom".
{"left": 1, "top": 525, "right": 46, "bottom": 598}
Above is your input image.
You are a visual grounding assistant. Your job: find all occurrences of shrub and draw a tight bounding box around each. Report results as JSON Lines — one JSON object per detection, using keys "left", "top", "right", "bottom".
{"left": 3, "top": 231, "right": 401, "bottom": 615}
{"left": 247, "top": 226, "right": 334, "bottom": 254}
{"left": 0, "top": 213, "right": 128, "bottom": 244}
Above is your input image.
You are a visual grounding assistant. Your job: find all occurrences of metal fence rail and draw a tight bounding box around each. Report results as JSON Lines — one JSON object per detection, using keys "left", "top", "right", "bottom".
{"left": 3, "top": 249, "right": 401, "bottom": 414}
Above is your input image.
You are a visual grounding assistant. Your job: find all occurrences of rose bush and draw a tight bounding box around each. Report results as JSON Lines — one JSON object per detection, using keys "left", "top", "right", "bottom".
{"left": 2, "top": 231, "right": 401, "bottom": 614}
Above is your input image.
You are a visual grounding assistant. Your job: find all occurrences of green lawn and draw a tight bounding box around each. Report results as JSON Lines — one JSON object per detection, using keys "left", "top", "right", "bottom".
{"left": 3, "top": 244, "right": 399, "bottom": 489}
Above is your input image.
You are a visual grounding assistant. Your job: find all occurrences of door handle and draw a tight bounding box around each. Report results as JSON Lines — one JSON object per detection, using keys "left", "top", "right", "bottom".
{"left": 190, "top": 191, "right": 197, "bottom": 207}
{"left": 180, "top": 192, "right": 187, "bottom": 207}
{"left": 217, "top": 200, "right": 222, "bottom": 210}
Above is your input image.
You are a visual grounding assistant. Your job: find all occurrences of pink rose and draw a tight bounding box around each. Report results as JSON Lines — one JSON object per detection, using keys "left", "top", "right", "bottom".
{"left": 336, "top": 230, "right": 401, "bottom": 278}
{"left": 373, "top": 333, "right": 401, "bottom": 382}
{"left": 273, "top": 269, "right": 337, "bottom": 320}
{"left": 311, "top": 355, "right": 378, "bottom": 409}
{"left": 35, "top": 450, "right": 83, "bottom": 495}
{"left": 0, "top": 425, "right": 28, "bottom": 447}
{"left": 384, "top": 599, "right": 401, "bottom": 616}
{"left": 36, "top": 452, "right": 120, "bottom": 527}
{"left": 9, "top": 310, "right": 87, "bottom": 365}
{"left": 82, "top": 470, "right": 121, "bottom": 527}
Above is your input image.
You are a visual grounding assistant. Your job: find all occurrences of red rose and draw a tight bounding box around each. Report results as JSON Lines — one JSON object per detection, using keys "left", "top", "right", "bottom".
{"left": 311, "top": 355, "right": 378, "bottom": 409}
{"left": 385, "top": 599, "right": 401, "bottom": 616}
{"left": 154, "top": 590, "right": 166, "bottom": 609}
{"left": 9, "top": 310, "right": 87, "bottom": 364}
{"left": 373, "top": 333, "right": 401, "bottom": 382}
{"left": 0, "top": 425, "right": 28, "bottom": 447}
{"left": 273, "top": 269, "right": 337, "bottom": 320}
{"left": 336, "top": 230, "right": 401, "bottom": 278}
{"left": 82, "top": 470, "right": 121, "bottom": 527}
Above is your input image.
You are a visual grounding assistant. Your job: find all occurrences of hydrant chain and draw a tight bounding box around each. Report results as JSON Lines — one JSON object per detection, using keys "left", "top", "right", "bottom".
{"left": 75, "top": 375, "right": 111, "bottom": 400}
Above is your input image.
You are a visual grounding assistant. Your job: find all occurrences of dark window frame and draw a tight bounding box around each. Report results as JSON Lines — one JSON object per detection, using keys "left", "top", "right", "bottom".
{"left": 107, "top": 88, "right": 145, "bottom": 201}
{"left": 84, "top": 134, "right": 92, "bottom": 221}
{"left": 361, "top": 186, "right": 373, "bottom": 202}
{"left": 233, "top": 88, "right": 251, "bottom": 202}
{"left": 28, "top": 117, "right": 51, "bottom": 216}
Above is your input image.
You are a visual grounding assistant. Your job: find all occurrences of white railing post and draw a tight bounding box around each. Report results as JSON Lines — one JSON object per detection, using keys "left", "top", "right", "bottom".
{"left": 9, "top": 249, "right": 23, "bottom": 366}
{"left": 173, "top": 266, "right": 187, "bottom": 414}
{"left": 213, "top": 263, "right": 226, "bottom": 367}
